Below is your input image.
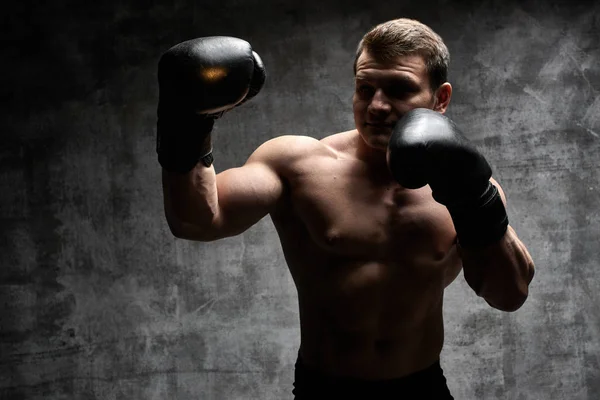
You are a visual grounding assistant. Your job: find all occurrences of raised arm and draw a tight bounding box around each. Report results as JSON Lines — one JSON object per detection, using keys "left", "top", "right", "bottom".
{"left": 162, "top": 138, "right": 286, "bottom": 241}
{"left": 156, "top": 36, "right": 280, "bottom": 241}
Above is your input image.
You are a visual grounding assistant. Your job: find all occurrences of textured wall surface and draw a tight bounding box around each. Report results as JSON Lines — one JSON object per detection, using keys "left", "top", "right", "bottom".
{"left": 1, "top": 0, "right": 599, "bottom": 398}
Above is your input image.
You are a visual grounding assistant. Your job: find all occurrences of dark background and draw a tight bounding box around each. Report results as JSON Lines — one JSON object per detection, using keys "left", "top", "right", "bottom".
{"left": 1, "top": 0, "right": 599, "bottom": 398}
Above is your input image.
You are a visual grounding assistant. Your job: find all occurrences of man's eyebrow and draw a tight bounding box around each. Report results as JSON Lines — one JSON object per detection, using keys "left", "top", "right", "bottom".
{"left": 391, "top": 77, "right": 420, "bottom": 87}
{"left": 355, "top": 74, "right": 419, "bottom": 86}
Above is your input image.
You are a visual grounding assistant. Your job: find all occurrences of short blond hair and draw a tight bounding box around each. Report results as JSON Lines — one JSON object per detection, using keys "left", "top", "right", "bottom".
{"left": 354, "top": 18, "right": 450, "bottom": 89}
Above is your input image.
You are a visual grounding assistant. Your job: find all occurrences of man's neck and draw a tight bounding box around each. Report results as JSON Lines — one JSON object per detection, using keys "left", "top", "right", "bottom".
{"left": 354, "top": 132, "right": 389, "bottom": 170}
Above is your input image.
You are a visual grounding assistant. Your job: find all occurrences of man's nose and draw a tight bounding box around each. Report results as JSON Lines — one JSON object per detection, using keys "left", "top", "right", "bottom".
{"left": 368, "top": 89, "right": 392, "bottom": 114}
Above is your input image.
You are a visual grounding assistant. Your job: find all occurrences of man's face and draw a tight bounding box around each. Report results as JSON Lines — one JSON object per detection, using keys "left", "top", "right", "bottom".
{"left": 352, "top": 50, "right": 438, "bottom": 151}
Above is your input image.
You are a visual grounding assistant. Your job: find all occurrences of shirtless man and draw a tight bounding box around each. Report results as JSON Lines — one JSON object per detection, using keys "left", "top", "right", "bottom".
{"left": 157, "top": 18, "right": 535, "bottom": 399}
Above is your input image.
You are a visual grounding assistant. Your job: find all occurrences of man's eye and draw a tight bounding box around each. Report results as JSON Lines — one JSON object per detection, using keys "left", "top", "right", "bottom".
{"left": 388, "top": 85, "right": 416, "bottom": 98}
{"left": 357, "top": 85, "right": 374, "bottom": 95}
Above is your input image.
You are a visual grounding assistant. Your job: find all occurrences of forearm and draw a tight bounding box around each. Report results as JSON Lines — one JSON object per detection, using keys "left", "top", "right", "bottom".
{"left": 459, "top": 226, "right": 535, "bottom": 312}
{"left": 162, "top": 161, "right": 221, "bottom": 240}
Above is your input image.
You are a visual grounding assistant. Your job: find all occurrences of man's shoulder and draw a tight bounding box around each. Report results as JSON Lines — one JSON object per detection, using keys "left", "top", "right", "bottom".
{"left": 267, "top": 134, "right": 328, "bottom": 152}
{"left": 247, "top": 131, "right": 355, "bottom": 176}
{"left": 251, "top": 133, "right": 343, "bottom": 162}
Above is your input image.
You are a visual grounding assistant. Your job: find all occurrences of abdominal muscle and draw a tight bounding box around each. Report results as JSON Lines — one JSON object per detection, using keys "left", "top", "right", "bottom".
{"left": 287, "top": 250, "right": 453, "bottom": 380}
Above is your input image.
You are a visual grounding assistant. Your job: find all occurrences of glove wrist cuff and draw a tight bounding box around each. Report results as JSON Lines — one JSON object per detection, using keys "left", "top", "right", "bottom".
{"left": 448, "top": 183, "right": 509, "bottom": 248}
{"left": 156, "top": 114, "right": 215, "bottom": 174}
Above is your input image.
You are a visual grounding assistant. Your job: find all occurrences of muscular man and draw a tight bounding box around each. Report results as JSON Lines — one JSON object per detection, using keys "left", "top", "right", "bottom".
{"left": 157, "top": 18, "right": 535, "bottom": 399}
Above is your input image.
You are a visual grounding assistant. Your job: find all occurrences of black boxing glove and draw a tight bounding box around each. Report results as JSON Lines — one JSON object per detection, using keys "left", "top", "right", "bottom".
{"left": 387, "top": 108, "right": 508, "bottom": 247}
{"left": 157, "top": 36, "right": 266, "bottom": 173}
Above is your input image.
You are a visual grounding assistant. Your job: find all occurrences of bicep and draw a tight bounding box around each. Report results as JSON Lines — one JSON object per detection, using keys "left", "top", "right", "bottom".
{"left": 213, "top": 160, "right": 283, "bottom": 236}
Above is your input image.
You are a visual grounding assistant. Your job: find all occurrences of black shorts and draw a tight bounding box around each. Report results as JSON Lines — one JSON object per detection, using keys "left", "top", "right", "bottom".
{"left": 292, "top": 355, "right": 454, "bottom": 399}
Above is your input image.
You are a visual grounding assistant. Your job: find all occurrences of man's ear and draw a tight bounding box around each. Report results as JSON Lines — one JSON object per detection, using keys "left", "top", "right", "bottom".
{"left": 433, "top": 82, "right": 452, "bottom": 114}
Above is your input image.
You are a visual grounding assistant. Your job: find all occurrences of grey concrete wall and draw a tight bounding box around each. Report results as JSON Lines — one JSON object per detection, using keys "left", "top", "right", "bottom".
{"left": 1, "top": 0, "right": 599, "bottom": 398}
